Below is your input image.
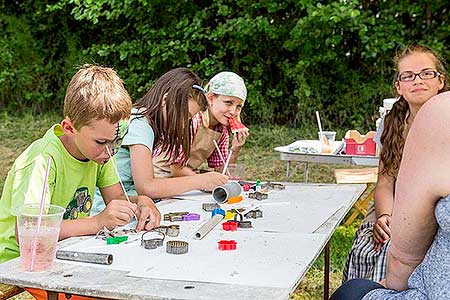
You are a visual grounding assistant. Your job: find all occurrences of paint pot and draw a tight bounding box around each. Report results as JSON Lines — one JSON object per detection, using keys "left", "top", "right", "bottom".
{"left": 212, "top": 182, "right": 242, "bottom": 203}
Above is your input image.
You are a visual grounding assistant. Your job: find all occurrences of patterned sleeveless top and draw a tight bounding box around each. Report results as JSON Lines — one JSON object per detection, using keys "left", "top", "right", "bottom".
{"left": 363, "top": 195, "right": 450, "bottom": 300}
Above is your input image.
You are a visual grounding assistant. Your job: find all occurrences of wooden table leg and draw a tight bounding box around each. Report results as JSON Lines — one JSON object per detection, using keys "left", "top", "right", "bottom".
{"left": 324, "top": 241, "right": 330, "bottom": 300}
{"left": 47, "top": 291, "right": 58, "bottom": 300}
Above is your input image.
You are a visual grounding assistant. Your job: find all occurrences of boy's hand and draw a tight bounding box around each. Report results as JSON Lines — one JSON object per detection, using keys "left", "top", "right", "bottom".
{"left": 136, "top": 196, "right": 161, "bottom": 231}
{"left": 200, "top": 172, "right": 228, "bottom": 191}
{"left": 231, "top": 131, "right": 249, "bottom": 152}
{"left": 96, "top": 199, "right": 138, "bottom": 230}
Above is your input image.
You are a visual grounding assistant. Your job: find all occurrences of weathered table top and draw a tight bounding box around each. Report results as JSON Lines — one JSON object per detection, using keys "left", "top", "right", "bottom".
{"left": 0, "top": 183, "right": 365, "bottom": 300}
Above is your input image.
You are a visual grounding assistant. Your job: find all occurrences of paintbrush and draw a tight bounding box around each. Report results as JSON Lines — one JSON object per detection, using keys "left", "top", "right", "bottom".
{"left": 105, "top": 146, "right": 139, "bottom": 223}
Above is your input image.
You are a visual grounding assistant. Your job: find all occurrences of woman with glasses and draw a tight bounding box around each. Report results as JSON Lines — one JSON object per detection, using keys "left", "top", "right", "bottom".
{"left": 332, "top": 90, "right": 450, "bottom": 299}
{"left": 341, "top": 45, "right": 448, "bottom": 287}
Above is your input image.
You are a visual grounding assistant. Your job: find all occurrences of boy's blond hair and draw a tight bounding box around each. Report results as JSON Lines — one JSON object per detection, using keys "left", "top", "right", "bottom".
{"left": 64, "top": 64, "right": 132, "bottom": 129}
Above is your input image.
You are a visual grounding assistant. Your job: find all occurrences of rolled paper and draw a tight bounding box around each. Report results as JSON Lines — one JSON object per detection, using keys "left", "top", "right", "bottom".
{"left": 194, "top": 214, "right": 224, "bottom": 240}
{"left": 56, "top": 250, "right": 113, "bottom": 265}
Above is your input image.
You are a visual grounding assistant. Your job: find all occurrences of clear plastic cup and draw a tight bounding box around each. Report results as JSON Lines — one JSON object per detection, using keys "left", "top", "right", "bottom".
{"left": 226, "top": 163, "right": 245, "bottom": 180}
{"left": 13, "top": 204, "right": 65, "bottom": 272}
{"left": 318, "top": 131, "right": 336, "bottom": 154}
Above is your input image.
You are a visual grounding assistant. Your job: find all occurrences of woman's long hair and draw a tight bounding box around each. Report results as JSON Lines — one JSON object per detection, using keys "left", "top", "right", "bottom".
{"left": 134, "top": 68, "right": 207, "bottom": 165}
{"left": 380, "top": 45, "right": 448, "bottom": 177}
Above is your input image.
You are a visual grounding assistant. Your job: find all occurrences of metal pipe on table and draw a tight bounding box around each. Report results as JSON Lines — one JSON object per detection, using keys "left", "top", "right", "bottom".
{"left": 56, "top": 250, "right": 113, "bottom": 265}
{"left": 193, "top": 209, "right": 225, "bottom": 240}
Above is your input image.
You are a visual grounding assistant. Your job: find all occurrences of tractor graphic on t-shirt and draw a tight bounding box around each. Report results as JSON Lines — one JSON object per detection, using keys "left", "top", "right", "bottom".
{"left": 64, "top": 187, "right": 92, "bottom": 219}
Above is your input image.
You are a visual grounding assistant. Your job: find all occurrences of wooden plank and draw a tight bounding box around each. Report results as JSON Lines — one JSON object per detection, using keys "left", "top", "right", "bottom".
{"left": 0, "top": 283, "right": 23, "bottom": 300}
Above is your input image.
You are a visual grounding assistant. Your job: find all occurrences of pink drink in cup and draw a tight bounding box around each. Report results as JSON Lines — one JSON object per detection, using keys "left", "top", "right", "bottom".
{"left": 14, "top": 204, "right": 65, "bottom": 272}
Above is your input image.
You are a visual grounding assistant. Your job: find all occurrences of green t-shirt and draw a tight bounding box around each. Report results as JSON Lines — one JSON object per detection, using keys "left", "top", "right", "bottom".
{"left": 0, "top": 124, "right": 119, "bottom": 263}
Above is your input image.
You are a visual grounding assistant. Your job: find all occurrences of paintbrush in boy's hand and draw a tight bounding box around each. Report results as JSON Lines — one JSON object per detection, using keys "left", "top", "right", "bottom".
{"left": 106, "top": 146, "right": 139, "bottom": 223}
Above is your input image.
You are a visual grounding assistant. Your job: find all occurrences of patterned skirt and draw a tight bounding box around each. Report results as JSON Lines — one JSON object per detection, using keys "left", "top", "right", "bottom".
{"left": 343, "top": 221, "right": 390, "bottom": 283}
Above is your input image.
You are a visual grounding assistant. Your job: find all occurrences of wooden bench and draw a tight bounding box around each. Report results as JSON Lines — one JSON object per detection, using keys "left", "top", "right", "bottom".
{"left": 334, "top": 167, "right": 378, "bottom": 225}
{"left": 0, "top": 283, "right": 25, "bottom": 300}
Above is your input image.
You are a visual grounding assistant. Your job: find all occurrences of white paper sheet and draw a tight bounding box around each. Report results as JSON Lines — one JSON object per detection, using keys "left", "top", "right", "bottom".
{"left": 274, "top": 139, "right": 344, "bottom": 154}
{"left": 128, "top": 231, "right": 326, "bottom": 289}
{"left": 60, "top": 231, "right": 325, "bottom": 289}
{"left": 58, "top": 185, "right": 361, "bottom": 289}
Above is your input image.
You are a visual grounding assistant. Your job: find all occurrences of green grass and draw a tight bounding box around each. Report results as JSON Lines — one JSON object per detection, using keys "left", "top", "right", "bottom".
{"left": 0, "top": 113, "right": 362, "bottom": 300}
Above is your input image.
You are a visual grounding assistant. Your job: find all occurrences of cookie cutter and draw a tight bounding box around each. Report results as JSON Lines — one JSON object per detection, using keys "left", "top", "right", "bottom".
{"left": 106, "top": 236, "right": 128, "bottom": 244}
{"left": 141, "top": 230, "right": 165, "bottom": 250}
{"left": 164, "top": 211, "right": 189, "bottom": 222}
{"left": 218, "top": 240, "right": 237, "bottom": 251}
{"left": 153, "top": 225, "right": 180, "bottom": 237}
{"left": 95, "top": 226, "right": 137, "bottom": 240}
{"left": 238, "top": 220, "right": 253, "bottom": 228}
{"left": 248, "top": 191, "right": 268, "bottom": 201}
{"left": 182, "top": 213, "right": 200, "bottom": 221}
{"left": 166, "top": 240, "right": 189, "bottom": 255}
{"left": 261, "top": 181, "right": 285, "bottom": 190}
{"left": 233, "top": 212, "right": 243, "bottom": 222}
{"left": 222, "top": 221, "right": 239, "bottom": 231}
{"left": 202, "top": 203, "right": 220, "bottom": 212}
{"left": 244, "top": 209, "right": 263, "bottom": 219}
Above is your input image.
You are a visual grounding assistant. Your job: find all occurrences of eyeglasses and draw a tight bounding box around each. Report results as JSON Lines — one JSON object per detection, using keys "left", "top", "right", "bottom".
{"left": 397, "top": 70, "right": 441, "bottom": 82}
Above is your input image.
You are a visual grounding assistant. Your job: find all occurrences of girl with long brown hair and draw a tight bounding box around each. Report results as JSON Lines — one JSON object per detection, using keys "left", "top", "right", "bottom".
{"left": 90, "top": 68, "right": 228, "bottom": 215}
{"left": 342, "top": 45, "right": 448, "bottom": 283}
{"left": 153, "top": 71, "right": 249, "bottom": 178}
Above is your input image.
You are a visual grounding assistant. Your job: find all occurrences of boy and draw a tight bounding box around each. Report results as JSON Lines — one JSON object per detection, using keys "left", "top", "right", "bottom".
{"left": 0, "top": 65, "right": 161, "bottom": 267}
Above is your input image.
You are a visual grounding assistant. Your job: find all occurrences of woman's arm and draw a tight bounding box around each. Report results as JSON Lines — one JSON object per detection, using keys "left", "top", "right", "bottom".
{"left": 386, "top": 93, "right": 450, "bottom": 290}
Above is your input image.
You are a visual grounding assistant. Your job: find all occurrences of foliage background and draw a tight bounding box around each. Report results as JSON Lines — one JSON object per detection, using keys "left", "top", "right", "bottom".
{"left": 1, "top": 0, "right": 449, "bottom": 129}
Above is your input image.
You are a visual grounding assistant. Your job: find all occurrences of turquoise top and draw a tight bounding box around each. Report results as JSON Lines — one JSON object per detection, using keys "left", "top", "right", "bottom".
{"left": 90, "top": 109, "right": 155, "bottom": 216}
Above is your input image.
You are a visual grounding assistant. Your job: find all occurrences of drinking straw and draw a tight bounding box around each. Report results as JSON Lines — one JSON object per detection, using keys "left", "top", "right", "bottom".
{"left": 315, "top": 111, "right": 323, "bottom": 135}
{"left": 222, "top": 150, "right": 233, "bottom": 175}
{"left": 30, "top": 156, "right": 52, "bottom": 271}
{"left": 105, "top": 146, "right": 138, "bottom": 222}
{"left": 213, "top": 140, "right": 230, "bottom": 176}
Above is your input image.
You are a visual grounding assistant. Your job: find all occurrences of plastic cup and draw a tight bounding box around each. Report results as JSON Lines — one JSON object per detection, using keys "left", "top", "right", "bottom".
{"left": 318, "top": 131, "right": 336, "bottom": 154}
{"left": 13, "top": 204, "right": 65, "bottom": 272}
{"left": 226, "top": 164, "right": 245, "bottom": 180}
